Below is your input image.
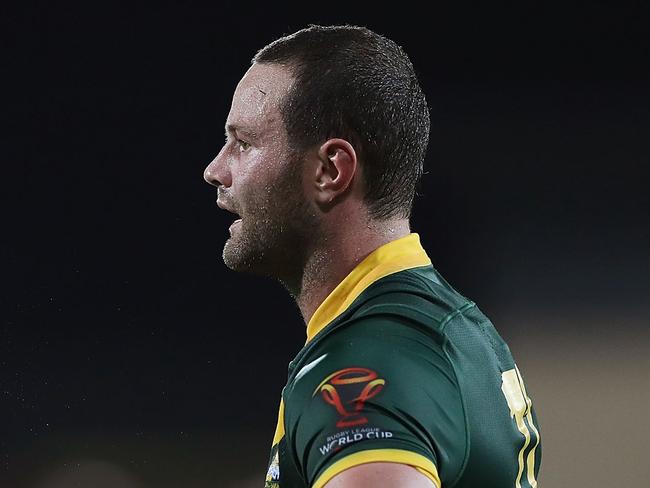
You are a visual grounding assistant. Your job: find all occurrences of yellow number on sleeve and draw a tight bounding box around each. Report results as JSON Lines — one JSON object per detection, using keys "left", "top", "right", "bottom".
{"left": 501, "top": 366, "right": 540, "bottom": 488}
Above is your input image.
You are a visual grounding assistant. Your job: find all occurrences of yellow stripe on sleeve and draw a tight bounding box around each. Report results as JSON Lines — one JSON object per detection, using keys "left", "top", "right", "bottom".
{"left": 271, "top": 399, "right": 285, "bottom": 446}
{"left": 311, "top": 449, "right": 440, "bottom": 488}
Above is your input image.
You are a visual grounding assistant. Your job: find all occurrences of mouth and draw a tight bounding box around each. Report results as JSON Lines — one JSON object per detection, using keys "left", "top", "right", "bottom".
{"left": 216, "top": 198, "right": 243, "bottom": 233}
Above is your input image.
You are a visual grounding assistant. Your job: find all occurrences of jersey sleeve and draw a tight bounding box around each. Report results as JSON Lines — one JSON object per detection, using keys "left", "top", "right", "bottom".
{"left": 282, "top": 316, "right": 467, "bottom": 488}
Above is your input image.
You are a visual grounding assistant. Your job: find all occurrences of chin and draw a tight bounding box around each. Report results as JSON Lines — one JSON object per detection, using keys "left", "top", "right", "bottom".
{"left": 222, "top": 238, "right": 250, "bottom": 272}
{"left": 222, "top": 229, "right": 307, "bottom": 283}
{"left": 222, "top": 233, "right": 269, "bottom": 274}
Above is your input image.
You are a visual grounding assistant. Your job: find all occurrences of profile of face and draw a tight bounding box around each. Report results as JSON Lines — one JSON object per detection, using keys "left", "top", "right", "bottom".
{"left": 204, "top": 63, "right": 319, "bottom": 284}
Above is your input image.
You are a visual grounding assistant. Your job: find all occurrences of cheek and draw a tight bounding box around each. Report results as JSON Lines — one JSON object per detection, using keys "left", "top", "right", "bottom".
{"left": 235, "top": 155, "right": 276, "bottom": 204}
{"left": 235, "top": 144, "right": 295, "bottom": 195}
{"left": 231, "top": 152, "right": 259, "bottom": 186}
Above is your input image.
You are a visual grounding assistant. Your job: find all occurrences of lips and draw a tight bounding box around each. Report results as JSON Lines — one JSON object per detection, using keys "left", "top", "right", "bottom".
{"left": 216, "top": 194, "right": 239, "bottom": 213}
{"left": 217, "top": 198, "right": 236, "bottom": 214}
{"left": 229, "top": 218, "right": 242, "bottom": 233}
{"left": 217, "top": 197, "right": 243, "bottom": 232}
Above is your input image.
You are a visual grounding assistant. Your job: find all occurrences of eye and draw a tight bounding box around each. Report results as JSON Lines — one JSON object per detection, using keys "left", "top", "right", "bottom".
{"left": 237, "top": 139, "right": 251, "bottom": 152}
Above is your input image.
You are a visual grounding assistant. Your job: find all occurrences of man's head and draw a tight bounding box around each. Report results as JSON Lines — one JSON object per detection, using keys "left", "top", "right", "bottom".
{"left": 253, "top": 24, "right": 430, "bottom": 220}
{"left": 204, "top": 25, "right": 430, "bottom": 285}
{"left": 203, "top": 63, "right": 318, "bottom": 285}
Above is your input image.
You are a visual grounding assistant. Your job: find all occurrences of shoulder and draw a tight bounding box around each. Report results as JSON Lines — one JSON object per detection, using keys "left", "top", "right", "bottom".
{"left": 284, "top": 312, "right": 468, "bottom": 487}
{"left": 350, "top": 266, "right": 475, "bottom": 328}
{"left": 311, "top": 267, "right": 480, "bottom": 360}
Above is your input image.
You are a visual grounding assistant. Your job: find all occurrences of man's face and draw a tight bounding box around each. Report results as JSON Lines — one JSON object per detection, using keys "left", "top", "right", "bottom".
{"left": 204, "top": 63, "right": 319, "bottom": 283}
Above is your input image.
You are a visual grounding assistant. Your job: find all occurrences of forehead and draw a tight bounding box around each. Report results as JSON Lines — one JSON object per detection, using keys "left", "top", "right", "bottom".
{"left": 226, "top": 63, "right": 293, "bottom": 134}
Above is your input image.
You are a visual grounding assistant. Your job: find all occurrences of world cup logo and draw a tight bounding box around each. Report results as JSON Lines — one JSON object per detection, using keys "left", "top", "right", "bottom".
{"left": 313, "top": 367, "right": 386, "bottom": 428}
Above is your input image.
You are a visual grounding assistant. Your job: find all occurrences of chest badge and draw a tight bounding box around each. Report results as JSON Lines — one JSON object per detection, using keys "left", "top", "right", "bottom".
{"left": 313, "top": 367, "right": 386, "bottom": 428}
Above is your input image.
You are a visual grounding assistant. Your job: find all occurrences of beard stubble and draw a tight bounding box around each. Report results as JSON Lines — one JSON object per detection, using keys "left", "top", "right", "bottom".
{"left": 222, "top": 155, "right": 320, "bottom": 291}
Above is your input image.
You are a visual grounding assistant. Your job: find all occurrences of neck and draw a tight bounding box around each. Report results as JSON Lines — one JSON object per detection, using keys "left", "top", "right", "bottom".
{"left": 290, "top": 218, "right": 411, "bottom": 326}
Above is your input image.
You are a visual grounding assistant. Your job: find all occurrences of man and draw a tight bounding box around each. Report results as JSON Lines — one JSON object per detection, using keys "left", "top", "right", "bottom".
{"left": 204, "top": 25, "right": 541, "bottom": 488}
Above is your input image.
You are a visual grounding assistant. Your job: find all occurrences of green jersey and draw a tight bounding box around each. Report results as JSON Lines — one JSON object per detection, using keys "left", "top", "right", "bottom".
{"left": 265, "top": 234, "right": 541, "bottom": 488}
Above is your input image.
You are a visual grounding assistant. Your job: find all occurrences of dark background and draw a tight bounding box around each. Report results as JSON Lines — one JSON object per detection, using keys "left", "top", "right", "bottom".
{"left": 2, "top": 2, "right": 649, "bottom": 487}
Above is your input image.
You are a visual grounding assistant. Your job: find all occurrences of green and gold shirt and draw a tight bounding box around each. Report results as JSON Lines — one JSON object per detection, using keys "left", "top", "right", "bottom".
{"left": 265, "top": 234, "right": 541, "bottom": 488}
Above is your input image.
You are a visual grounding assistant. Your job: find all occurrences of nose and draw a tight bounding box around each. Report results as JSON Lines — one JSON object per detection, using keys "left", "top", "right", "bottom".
{"left": 203, "top": 146, "right": 232, "bottom": 188}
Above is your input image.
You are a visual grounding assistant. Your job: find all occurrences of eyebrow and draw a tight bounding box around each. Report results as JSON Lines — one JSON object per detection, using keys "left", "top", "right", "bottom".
{"left": 225, "top": 123, "right": 260, "bottom": 140}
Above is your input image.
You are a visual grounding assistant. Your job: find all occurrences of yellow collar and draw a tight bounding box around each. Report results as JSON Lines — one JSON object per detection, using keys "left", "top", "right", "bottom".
{"left": 305, "top": 233, "right": 431, "bottom": 343}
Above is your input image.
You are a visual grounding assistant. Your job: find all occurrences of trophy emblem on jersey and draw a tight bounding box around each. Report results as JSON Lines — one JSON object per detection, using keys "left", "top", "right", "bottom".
{"left": 314, "top": 367, "right": 386, "bottom": 428}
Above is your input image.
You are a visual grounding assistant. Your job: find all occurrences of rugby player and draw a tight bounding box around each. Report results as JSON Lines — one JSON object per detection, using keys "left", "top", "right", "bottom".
{"left": 204, "top": 24, "right": 541, "bottom": 488}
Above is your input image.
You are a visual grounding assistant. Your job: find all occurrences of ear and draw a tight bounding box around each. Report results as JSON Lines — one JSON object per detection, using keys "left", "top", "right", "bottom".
{"left": 312, "top": 138, "right": 358, "bottom": 206}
